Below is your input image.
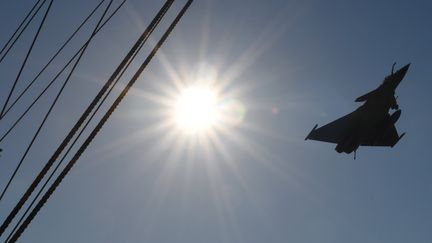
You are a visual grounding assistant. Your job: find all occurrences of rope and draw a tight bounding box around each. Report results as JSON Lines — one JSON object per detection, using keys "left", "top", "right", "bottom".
{"left": 0, "top": 0, "right": 46, "bottom": 64}
{"left": 0, "top": 0, "right": 125, "bottom": 143}
{"left": 8, "top": 1, "right": 193, "bottom": 241}
{"left": 0, "top": 0, "right": 53, "bottom": 118}
{"left": 0, "top": 0, "right": 107, "bottom": 119}
{"left": 0, "top": 0, "right": 115, "bottom": 204}
{"left": 0, "top": 0, "right": 174, "bottom": 237}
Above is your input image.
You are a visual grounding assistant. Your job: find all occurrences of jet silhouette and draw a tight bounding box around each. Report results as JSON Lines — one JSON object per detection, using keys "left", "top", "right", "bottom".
{"left": 305, "top": 63, "right": 409, "bottom": 159}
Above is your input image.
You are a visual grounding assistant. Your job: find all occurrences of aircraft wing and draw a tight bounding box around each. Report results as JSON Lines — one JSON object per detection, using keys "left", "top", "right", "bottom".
{"left": 305, "top": 112, "right": 355, "bottom": 144}
{"left": 355, "top": 88, "right": 379, "bottom": 102}
{"left": 360, "top": 124, "right": 404, "bottom": 147}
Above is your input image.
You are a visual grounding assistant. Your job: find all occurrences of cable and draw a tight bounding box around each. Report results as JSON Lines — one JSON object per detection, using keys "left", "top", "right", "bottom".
{"left": 4, "top": 3, "right": 165, "bottom": 239}
{"left": 0, "top": 0, "right": 125, "bottom": 143}
{"left": 0, "top": 0, "right": 107, "bottom": 119}
{"left": 0, "top": 0, "right": 53, "bottom": 118}
{"left": 0, "top": 0, "right": 43, "bottom": 57}
{"left": 0, "top": 0, "right": 115, "bottom": 204}
{"left": 0, "top": 0, "right": 173, "bottom": 237}
{"left": 0, "top": 0, "right": 46, "bottom": 64}
{"left": 8, "top": 1, "right": 193, "bottom": 241}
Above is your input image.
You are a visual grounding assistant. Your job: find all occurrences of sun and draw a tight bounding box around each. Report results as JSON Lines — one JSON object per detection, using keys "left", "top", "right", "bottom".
{"left": 174, "top": 86, "right": 221, "bottom": 133}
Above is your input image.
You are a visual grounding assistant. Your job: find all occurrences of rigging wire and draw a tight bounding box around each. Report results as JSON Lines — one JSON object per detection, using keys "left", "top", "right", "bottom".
{"left": 0, "top": 0, "right": 43, "bottom": 58}
{"left": 0, "top": 0, "right": 46, "bottom": 64}
{"left": 0, "top": 0, "right": 53, "bottom": 118}
{"left": 4, "top": 4, "right": 169, "bottom": 239}
{"left": 0, "top": 0, "right": 107, "bottom": 119}
{"left": 0, "top": 0, "right": 116, "bottom": 204}
{"left": 8, "top": 1, "right": 193, "bottom": 241}
{"left": 0, "top": 0, "right": 125, "bottom": 143}
{"left": 0, "top": 0, "right": 174, "bottom": 237}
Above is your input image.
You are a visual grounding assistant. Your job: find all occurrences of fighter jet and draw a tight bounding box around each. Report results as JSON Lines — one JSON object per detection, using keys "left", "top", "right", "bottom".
{"left": 305, "top": 63, "right": 410, "bottom": 159}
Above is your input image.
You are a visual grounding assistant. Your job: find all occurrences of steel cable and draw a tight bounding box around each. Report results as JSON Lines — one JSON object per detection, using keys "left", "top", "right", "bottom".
{"left": 0, "top": 0, "right": 107, "bottom": 119}
{"left": 8, "top": 1, "right": 192, "bottom": 240}
{"left": 0, "top": 0, "right": 46, "bottom": 64}
{"left": 0, "top": 0, "right": 125, "bottom": 143}
{"left": 0, "top": 0, "right": 174, "bottom": 238}
{"left": 3, "top": 4, "right": 167, "bottom": 239}
{"left": 0, "top": 0, "right": 53, "bottom": 118}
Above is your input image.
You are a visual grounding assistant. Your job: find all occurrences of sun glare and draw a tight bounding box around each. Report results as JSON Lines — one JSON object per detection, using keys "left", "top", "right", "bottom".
{"left": 174, "top": 86, "right": 220, "bottom": 133}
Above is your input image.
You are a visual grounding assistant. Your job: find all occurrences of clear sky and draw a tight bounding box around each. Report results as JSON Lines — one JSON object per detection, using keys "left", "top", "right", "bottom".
{"left": 0, "top": 0, "right": 431, "bottom": 242}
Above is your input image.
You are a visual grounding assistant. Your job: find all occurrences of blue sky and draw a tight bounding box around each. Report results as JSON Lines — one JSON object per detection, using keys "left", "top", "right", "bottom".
{"left": 0, "top": 0, "right": 431, "bottom": 242}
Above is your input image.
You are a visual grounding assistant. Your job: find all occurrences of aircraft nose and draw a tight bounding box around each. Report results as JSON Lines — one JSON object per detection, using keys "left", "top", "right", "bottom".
{"left": 394, "top": 63, "right": 410, "bottom": 78}
{"left": 388, "top": 63, "right": 410, "bottom": 90}
{"left": 401, "top": 63, "right": 410, "bottom": 73}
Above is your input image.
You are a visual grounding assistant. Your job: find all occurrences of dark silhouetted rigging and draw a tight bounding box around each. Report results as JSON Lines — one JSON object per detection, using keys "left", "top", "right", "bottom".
{"left": 0, "top": 1, "right": 193, "bottom": 242}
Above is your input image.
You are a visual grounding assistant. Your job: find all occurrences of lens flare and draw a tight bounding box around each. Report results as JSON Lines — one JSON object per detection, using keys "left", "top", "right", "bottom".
{"left": 219, "top": 98, "right": 246, "bottom": 126}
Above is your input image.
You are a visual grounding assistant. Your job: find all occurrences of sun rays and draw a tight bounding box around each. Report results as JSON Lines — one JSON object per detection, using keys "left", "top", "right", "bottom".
{"left": 83, "top": 1, "right": 302, "bottom": 237}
